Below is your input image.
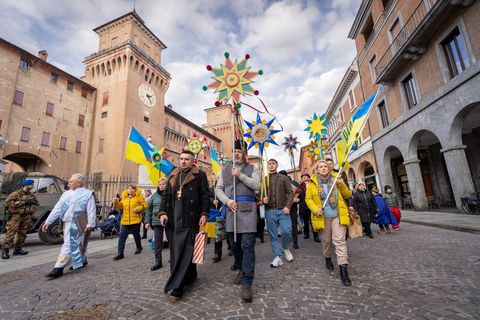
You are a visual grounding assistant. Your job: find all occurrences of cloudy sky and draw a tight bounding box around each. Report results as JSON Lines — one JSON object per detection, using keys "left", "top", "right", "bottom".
{"left": 0, "top": 0, "right": 360, "bottom": 171}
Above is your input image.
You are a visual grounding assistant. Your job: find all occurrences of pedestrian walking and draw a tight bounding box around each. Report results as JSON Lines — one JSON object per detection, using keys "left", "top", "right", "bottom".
{"left": 144, "top": 178, "right": 168, "bottom": 271}
{"left": 352, "top": 180, "right": 377, "bottom": 238}
{"left": 215, "top": 140, "right": 260, "bottom": 303}
{"left": 159, "top": 150, "right": 210, "bottom": 300}
{"left": 2, "top": 179, "right": 38, "bottom": 259}
{"left": 43, "top": 173, "right": 96, "bottom": 278}
{"left": 305, "top": 160, "right": 353, "bottom": 286}
{"left": 142, "top": 189, "right": 153, "bottom": 239}
{"left": 371, "top": 187, "right": 398, "bottom": 234}
{"left": 112, "top": 184, "right": 147, "bottom": 260}
{"left": 264, "top": 160, "right": 294, "bottom": 268}
{"left": 299, "top": 173, "right": 320, "bottom": 242}
{"left": 383, "top": 185, "right": 402, "bottom": 230}
{"left": 279, "top": 170, "right": 300, "bottom": 250}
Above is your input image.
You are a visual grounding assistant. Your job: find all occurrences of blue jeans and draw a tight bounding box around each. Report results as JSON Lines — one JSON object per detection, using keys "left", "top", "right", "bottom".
{"left": 266, "top": 209, "right": 292, "bottom": 257}
{"left": 227, "top": 232, "right": 256, "bottom": 285}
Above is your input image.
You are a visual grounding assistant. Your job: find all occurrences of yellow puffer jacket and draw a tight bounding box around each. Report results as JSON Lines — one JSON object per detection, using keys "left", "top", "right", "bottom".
{"left": 305, "top": 175, "right": 352, "bottom": 230}
{"left": 114, "top": 188, "right": 147, "bottom": 225}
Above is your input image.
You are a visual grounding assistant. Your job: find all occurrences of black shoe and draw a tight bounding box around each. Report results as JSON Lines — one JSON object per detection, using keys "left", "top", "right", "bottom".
{"left": 368, "top": 234, "right": 374, "bottom": 239}
{"left": 113, "top": 254, "right": 124, "bottom": 261}
{"left": 212, "top": 255, "right": 221, "bottom": 262}
{"left": 303, "top": 234, "right": 309, "bottom": 239}
{"left": 69, "top": 259, "right": 88, "bottom": 270}
{"left": 45, "top": 268, "right": 64, "bottom": 279}
{"left": 227, "top": 250, "right": 234, "bottom": 256}
{"left": 260, "top": 237, "right": 264, "bottom": 243}
{"left": 169, "top": 289, "right": 183, "bottom": 300}
{"left": 313, "top": 237, "right": 321, "bottom": 243}
{"left": 12, "top": 248, "right": 28, "bottom": 256}
{"left": 293, "top": 241, "right": 299, "bottom": 250}
{"left": 339, "top": 264, "right": 352, "bottom": 286}
{"left": 325, "top": 258, "right": 334, "bottom": 271}
{"left": 231, "top": 265, "right": 239, "bottom": 271}
{"left": 1, "top": 250, "right": 9, "bottom": 260}
{"left": 150, "top": 261, "right": 162, "bottom": 271}
{"left": 134, "top": 248, "right": 142, "bottom": 254}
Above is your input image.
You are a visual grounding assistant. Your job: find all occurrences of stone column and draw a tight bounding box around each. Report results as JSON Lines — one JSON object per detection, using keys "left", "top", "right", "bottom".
{"left": 441, "top": 145, "right": 475, "bottom": 211}
{"left": 403, "top": 159, "right": 428, "bottom": 210}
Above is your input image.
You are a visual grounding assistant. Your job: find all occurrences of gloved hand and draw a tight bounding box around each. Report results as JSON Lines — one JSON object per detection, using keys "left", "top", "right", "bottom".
{"left": 24, "top": 199, "right": 37, "bottom": 206}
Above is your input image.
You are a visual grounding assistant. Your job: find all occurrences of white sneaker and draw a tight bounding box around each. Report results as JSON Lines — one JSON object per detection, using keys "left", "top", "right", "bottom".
{"left": 270, "top": 256, "right": 283, "bottom": 268}
{"left": 283, "top": 249, "right": 294, "bottom": 262}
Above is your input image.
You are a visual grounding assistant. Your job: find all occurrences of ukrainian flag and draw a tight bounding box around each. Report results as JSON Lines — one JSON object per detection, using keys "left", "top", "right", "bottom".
{"left": 125, "top": 127, "right": 174, "bottom": 185}
{"left": 335, "top": 136, "right": 350, "bottom": 172}
{"left": 341, "top": 89, "right": 380, "bottom": 150}
{"left": 210, "top": 146, "right": 222, "bottom": 175}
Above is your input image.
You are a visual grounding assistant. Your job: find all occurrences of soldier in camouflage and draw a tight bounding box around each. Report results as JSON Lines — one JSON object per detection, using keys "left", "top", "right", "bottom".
{"left": 2, "top": 179, "right": 38, "bottom": 259}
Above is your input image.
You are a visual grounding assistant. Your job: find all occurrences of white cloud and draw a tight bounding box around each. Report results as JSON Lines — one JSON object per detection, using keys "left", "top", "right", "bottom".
{"left": 0, "top": 0, "right": 359, "bottom": 176}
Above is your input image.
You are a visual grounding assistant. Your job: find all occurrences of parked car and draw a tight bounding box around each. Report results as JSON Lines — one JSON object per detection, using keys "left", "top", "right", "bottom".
{"left": 0, "top": 172, "right": 101, "bottom": 244}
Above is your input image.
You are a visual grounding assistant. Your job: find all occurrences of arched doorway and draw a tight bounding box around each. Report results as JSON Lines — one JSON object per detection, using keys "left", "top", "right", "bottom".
{"left": 450, "top": 102, "right": 480, "bottom": 192}
{"left": 358, "top": 161, "right": 376, "bottom": 190}
{"left": 409, "top": 130, "right": 454, "bottom": 208}
{"left": 383, "top": 146, "right": 408, "bottom": 199}
{"left": 2, "top": 153, "right": 48, "bottom": 172}
{"left": 347, "top": 168, "right": 356, "bottom": 189}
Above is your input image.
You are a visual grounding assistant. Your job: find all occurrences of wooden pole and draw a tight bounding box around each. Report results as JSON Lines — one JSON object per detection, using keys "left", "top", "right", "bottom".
{"left": 116, "top": 127, "right": 133, "bottom": 198}
{"left": 231, "top": 109, "right": 237, "bottom": 242}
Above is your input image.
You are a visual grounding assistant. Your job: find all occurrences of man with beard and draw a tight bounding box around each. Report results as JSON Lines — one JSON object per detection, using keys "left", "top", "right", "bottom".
{"left": 159, "top": 150, "right": 210, "bottom": 300}
{"left": 215, "top": 140, "right": 260, "bottom": 303}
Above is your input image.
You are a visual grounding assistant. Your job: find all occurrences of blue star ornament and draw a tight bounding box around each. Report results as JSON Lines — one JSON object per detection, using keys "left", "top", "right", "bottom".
{"left": 244, "top": 113, "right": 281, "bottom": 154}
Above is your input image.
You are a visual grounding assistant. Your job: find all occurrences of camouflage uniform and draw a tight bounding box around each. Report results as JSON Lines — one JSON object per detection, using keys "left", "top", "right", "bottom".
{"left": 3, "top": 189, "right": 39, "bottom": 250}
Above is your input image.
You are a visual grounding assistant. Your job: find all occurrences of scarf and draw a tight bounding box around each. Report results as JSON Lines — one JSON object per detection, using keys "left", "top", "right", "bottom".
{"left": 316, "top": 173, "right": 337, "bottom": 209}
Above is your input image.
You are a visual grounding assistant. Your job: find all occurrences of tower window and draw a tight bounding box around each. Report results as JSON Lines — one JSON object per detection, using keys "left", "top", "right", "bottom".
{"left": 78, "top": 114, "right": 85, "bottom": 127}
{"left": 67, "top": 81, "right": 74, "bottom": 92}
{"left": 75, "top": 141, "right": 82, "bottom": 153}
{"left": 144, "top": 116, "right": 150, "bottom": 123}
{"left": 59, "top": 136, "right": 67, "bottom": 150}
{"left": 14, "top": 90, "right": 24, "bottom": 106}
{"left": 46, "top": 102, "right": 54, "bottom": 116}
{"left": 50, "top": 72, "right": 58, "bottom": 84}
{"left": 19, "top": 58, "right": 29, "bottom": 71}
{"left": 101, "top": 112, "right": 108, "bottom": 118}
{"left": 41, "top": 132, "right": 50, "bottom": 146}
{"left": 21, "top": 127, "right": 31, "bottom": 142}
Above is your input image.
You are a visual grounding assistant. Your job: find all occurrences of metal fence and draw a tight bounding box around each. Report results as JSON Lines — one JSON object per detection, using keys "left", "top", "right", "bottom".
{"left": 83, "top": 174, "right": 134, "bottom": 219}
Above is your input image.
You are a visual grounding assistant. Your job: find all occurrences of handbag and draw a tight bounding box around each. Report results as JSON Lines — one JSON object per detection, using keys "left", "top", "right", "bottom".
{"left": 348, "top": 216, "right": 363, "bottom": 239}
{"left": 192, "top": 229, "right": 207, "bottom": 264}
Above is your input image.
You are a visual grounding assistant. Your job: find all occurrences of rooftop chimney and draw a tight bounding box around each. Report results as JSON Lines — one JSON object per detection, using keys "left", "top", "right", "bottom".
{"left": 38, "top": 50, "right": 48, "bottom": 61}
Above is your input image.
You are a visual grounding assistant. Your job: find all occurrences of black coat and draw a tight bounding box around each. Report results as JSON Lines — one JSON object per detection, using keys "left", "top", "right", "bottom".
{"left": 353, "top": 190, "right": 377, "bottom": 223}
{"left": 298, "top": 182, "right": 310, "bottom": 217}
{"left": 159, "top": 166, "right": 210, "bottom": 229}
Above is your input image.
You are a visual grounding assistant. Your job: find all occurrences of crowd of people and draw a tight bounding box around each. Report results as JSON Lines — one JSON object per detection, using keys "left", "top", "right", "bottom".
{"left": 1, "top": 142, "right": 403, "bottom": 304}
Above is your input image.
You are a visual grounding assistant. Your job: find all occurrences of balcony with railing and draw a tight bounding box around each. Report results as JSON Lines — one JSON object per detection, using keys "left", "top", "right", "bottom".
{"left": 373, "top": 0, "right": 461, "bottom": 84}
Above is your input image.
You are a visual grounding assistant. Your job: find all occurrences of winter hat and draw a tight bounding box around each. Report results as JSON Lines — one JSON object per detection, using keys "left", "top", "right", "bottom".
{"left": 354, "top": 179, "right": 365, "bottom": 188}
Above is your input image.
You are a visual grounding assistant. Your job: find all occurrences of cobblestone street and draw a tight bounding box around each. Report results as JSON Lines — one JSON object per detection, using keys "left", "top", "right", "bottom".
{"left": 0, "top": 222, "right": 479, "bottom": 319}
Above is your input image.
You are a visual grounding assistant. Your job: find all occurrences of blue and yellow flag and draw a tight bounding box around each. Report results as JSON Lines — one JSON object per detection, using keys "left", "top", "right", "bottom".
{"left": 341, "top": 90, "right": 379, "bottom": 150}
{"left": 210, "top": 146, "right": 222, "bottom": 175}
{"left": 125, "top": 127, "right": 174, "bottom": 185}
{"left": 335, "top": 136, "right": 350, "bottom": 172}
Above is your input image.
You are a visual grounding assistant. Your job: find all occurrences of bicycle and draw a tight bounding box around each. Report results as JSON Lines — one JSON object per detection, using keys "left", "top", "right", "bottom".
{"left": 460, "top": 192, "right": 480, "bottom": 215}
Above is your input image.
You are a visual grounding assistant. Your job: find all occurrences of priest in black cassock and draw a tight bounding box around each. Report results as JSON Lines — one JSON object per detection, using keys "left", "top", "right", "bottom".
{"left": 159, "top": 150, "right": 210, "bottom": 300}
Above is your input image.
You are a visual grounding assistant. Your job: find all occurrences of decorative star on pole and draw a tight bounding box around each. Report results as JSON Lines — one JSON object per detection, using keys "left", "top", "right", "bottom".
{"left": 203, "top": 52, "right": 263, "bottom": 108}
{"left": 244, "top": 113, "right": 281, "bottom": 154}
{"left": 148, "top": 146, "right": 171, "bottom": 172}
{"left": 304, "top": 113, "right": 329, "bottom": 140}
{"left": 282, "top": 134, "right": 300, "bottom": 152}
{"left": 306, "top": 140, "right": 321, "bottom": 159}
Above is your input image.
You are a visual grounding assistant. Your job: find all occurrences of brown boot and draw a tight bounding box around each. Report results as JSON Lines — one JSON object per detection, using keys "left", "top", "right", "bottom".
{"left": 241, "top": 284, "right": 252, "bottom": 302}
{"left": 233, "top": 271, "right": 243, "bottom": 285}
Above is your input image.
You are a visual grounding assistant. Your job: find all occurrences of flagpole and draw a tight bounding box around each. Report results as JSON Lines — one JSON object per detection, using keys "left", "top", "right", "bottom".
{"left": 322, "top": 87, "right": 382, "bottom": 209}
{"left": 116, "top": 126, "right": 133, "bottom": 198}
{"left": 231, "top": 107, "right": 237, "bottom": 242}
